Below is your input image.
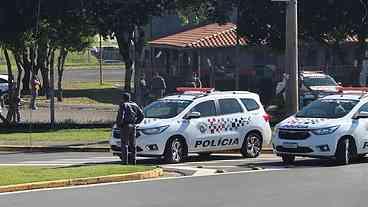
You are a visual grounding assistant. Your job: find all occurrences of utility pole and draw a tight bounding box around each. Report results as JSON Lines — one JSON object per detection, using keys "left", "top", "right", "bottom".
{"left": 272, "top": 0, "right": 299, "bottom": 114}
{"left": 99, "top": 34, "right": 103, "bottom": 85}
{"left": 235, "top": 4, "right": 241, "bottom": 91}
{"left": 50, "top": 51, "right": 55, "bottom": 128}
{"left": 287, "top": 0, "right": 299, "bottom": 114}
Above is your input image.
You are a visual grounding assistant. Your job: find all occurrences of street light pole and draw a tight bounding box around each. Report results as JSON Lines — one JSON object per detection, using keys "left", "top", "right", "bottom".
{"left": 235, "top": 3, "right": 241, "bottom": 91}
{"left": 99, "top": 34, "right": 103, "bottom": 85}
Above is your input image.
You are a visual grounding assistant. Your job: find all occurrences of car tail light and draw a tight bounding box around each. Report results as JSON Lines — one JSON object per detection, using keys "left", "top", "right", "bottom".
{"left": 263, "top": 113, "right": 271, "bottom": 122}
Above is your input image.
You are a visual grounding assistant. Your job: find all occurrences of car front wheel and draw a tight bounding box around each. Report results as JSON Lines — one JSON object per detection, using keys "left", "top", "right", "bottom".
{"left": 164, "top": 137, "right": 187, "bottom": 164}
{"left": 336, "top": 138, "right": 356, "bottom": 165}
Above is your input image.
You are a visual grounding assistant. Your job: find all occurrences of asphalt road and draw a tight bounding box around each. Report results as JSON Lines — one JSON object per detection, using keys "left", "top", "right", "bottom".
{"left": 1, "top": 158, "right": 368, "bottom": 207}
{"left": 1, "top": 152, "right": 368, "bottom": 207}
{"left": 64, "top": 68, "right": 125, "bottom": 82}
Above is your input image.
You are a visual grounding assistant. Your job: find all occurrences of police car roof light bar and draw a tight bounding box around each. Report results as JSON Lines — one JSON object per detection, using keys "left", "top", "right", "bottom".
{"left": 176, "top": 87, "right": 215, "bottom": 94}
{"left": 337, "top": 86, "right": 368, "bottom": 99}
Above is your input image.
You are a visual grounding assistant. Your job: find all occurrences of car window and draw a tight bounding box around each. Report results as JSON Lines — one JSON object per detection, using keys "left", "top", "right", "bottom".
{"left": 303, "top": 76, "right": 337, "bottom": 87}
{"left": 358, "top": 103, "right": 368, "bottom": 112}
{"left": 296, "top": 99, "right": 358, "bottom": 118}
{"left": 219, "top": 99, "right": 243, "bottom": 115}
{"left": 144, "top": 100, "right": 192, "bottom": 119}
{"left": 0, "top": 78, "right": 7, "bottom": 84}
{"left": 240, "top": 98, "right": 260, "bottom": 111}
{"left": 190, "top": 100, "right": 217, "bottom": 117}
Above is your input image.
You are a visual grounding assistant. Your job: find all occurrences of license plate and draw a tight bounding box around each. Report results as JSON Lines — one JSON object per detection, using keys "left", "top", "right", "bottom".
{"left": 283, "top": 142, "right": 298, "bottom": 149}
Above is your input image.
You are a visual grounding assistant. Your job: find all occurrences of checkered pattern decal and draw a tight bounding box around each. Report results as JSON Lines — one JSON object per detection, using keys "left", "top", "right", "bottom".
{"left": 206, "top": 116, "right": 251, "bottom": 134}
{"left": 280, "top": 117, "right": 327, "bottom": 129}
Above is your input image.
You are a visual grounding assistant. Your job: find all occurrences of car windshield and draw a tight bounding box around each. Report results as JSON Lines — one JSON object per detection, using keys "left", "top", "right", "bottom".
{"left": 144, "top": 99, "right": 192, "bottom": 119}
{"left": 303, "top": 76, "right": 337, "bottom": 87}
{"left": 295, "top": 99, "right": 358, "bottom": 118}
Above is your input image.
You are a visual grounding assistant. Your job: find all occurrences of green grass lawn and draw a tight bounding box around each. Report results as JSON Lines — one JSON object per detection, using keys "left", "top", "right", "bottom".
{"left": 0, "top": 128, "right": 110, "bottom": 143}
{"left": 20, "top": 81, "right": 122, "bottom": 106}
{"left": 0, "top": 165, "right": 155, "bottom": 186}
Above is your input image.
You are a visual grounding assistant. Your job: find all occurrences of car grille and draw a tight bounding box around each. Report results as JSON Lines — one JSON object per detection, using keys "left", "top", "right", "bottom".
{"left": 279, "top": 129, "right": 311, "bottom": 140}
{"left": 276, "top": 146, "right": 313, "bottom": 153}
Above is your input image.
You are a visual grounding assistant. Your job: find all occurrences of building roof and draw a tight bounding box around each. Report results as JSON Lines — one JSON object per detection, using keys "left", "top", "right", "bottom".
{"left": 148, "top": 23, "right": 247, "bottom": 49}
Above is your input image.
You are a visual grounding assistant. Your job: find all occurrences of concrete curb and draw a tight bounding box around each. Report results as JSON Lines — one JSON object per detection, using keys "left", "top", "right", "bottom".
{"left": 0, "top": 168, "right": 163, "bottom": 193}
{"left": 0, "top": 145, "right": 109, "bottom": 153}
{"left": 0, "top": 145, "right": 274, "bottom": 154}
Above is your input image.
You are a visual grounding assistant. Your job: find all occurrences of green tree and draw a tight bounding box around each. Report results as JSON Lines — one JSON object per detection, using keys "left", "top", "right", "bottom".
{"left": 85, "top": 0, "right": 173, "bottom": 94}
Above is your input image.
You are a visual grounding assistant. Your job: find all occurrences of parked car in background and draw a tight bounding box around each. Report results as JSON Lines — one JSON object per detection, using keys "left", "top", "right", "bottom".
{"left": 276, "top": 71, "right": 340, "bottom": 108}
{"left": 0, "top": 75, "right": 9, "bottom": 105}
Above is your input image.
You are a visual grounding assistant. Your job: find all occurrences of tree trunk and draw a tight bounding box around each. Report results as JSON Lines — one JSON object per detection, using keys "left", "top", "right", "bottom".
{"left": 22, "top": 49, "right": 31, "bottom": 94}
{"left": 116, "top": 32, "right": 133, "bottom": 92}
{"left": 57, "top": 49, "right": 68, "bottom": 102}
{"left": 3, "top": 48, "right": 15, "bottom": 125}
{"left": 358, "top": 32, "right": 368, "bottom": 86}
{"left": 14, "top": 53, "right": 23, "bottom": 97}
{"left": 49, "top": 49, "right": 56, "bottom": 127}
{"left": 37, "top": 41, "right": 49, "bottom": 98}
{"left": 134, "top": 27, "right": 146, "bottom": 105}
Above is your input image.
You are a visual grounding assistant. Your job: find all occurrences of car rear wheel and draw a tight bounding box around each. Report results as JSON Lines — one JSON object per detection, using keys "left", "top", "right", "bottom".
{"left": 336, "top": 138, "right": 356, "bottom": 165}
{"left": 164, "top": 137, "right": 187, "bottom": 164}
{"left": 241, "top": 132, "right": 262, "bottom": 158}
{"left": 281, "top": 154, "right": 295, "bottom": 164}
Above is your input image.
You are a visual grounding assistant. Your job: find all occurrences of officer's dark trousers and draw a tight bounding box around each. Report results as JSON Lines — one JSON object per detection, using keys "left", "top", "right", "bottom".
{"left": 120, "top": 124, "right": 136, "bottom": 165}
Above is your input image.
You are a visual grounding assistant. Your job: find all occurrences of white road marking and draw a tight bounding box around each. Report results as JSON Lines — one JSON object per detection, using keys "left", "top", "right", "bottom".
{"left": 0, "top": 168, "right": 287, "bottom": 196}
{"left": 0, "top": 164, "right": 68, "bottom": 166}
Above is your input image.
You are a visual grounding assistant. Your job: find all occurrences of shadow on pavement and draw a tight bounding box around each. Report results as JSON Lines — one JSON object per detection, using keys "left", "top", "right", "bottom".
{"left": 235, "top": 156, "right": 368, "bottom": 169}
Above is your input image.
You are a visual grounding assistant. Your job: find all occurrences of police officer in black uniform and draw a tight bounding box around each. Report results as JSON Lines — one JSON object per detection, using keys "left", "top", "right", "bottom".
{"left": 116, "top": 93, "right": 144, "bottom": 165}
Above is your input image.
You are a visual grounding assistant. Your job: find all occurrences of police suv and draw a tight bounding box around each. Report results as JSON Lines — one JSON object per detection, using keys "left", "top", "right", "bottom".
{"left": 110, "top": 88, "right": 272, "bottom": 163}
{"left": 273, "top": 87, "right": 368, "bottom": 165}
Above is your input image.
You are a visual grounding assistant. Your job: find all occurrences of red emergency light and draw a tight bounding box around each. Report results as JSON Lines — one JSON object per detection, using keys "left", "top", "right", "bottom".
{"left": 337, "top": 86, "right": 368, "bottom": 93}
{"left": 176, "top": 87, "right": 214, "bottom": 93}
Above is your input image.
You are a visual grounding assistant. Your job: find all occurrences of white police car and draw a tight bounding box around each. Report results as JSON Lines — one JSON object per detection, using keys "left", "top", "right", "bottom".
{"left": 110, "top": 88, "right": 272, "bottom": 163}
{"left": 273, "top": 88, "right": 368, "bottom": 165}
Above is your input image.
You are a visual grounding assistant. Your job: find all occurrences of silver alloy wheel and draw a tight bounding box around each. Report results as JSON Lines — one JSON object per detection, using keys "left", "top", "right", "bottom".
{"left": 246, "top": 134, "right": 262, "bottom": 157}
{"left": 171, "top": 139, "right": 183, "bottom": 162}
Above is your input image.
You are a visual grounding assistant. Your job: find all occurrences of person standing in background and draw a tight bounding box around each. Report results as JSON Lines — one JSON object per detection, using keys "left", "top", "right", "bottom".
{"left": 30, "top": 76, "right": 41, "bottom": 110}
{"left": 139, "top": 73, "right": 149, "bottom": 106}
{"left": 151, "top": 72, "right": 166, "bottom": 100}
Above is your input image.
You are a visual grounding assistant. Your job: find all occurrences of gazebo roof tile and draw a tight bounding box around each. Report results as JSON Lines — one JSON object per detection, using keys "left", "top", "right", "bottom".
{"left": 149, "top": 23, "right": 247, "bottom": 49}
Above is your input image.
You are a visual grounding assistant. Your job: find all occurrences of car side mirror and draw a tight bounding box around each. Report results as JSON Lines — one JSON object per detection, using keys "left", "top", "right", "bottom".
{"left": 354, "top": 111, "right": 368, "bottom": 119}
{"left": 185, "top": 112, "right": 201, "bottom": 119}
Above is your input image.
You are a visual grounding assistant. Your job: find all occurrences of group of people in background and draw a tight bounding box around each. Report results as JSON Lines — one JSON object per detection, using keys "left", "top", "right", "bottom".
{"left": 138, "top": 72, "right": 167, "bottom": 106}
{"left": 139, "top": 72, "right": 202, "bottom": 106}
{"left": 0, "top": 75, "right": 41, "bottom": 123}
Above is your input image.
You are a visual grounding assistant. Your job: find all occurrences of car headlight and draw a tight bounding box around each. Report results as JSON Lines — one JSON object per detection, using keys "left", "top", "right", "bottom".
{"left": 141, "top": 125, "right": 169, "bottom": 135}
{"left": 311, "top": 126, "right": 339, "bottom": 135}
